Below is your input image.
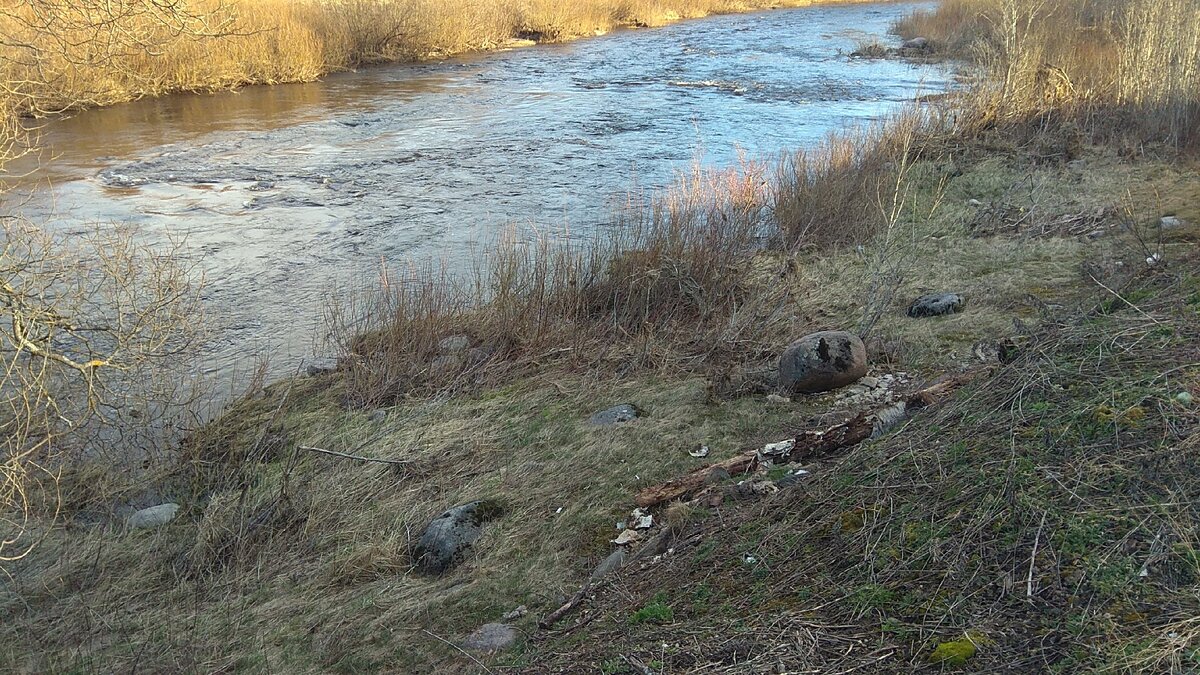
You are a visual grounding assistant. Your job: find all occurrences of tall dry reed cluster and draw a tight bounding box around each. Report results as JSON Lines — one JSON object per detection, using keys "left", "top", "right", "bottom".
{"left": 328, "top": 119, "right": 928, "bottom": 406}
{"left": 897, "top": 0, "right": 1200, "bottom": 148}
{"left": 0, "top": 0, "right": 873, "bottom": 118}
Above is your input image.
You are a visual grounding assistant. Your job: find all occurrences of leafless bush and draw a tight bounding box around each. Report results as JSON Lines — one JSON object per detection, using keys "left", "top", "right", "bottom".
{"left": 1, "top": 221, "right": 204, "bottom": 565}
{"left": 897, "top": 0, "right": 1200, "bottom": 149}
{"left": 326, "top": 161, "right": 789, "bottom": 407}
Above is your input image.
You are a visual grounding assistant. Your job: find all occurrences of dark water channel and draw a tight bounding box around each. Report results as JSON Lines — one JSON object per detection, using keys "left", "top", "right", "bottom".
{"left": 7, "top": 1, "right": 946, "bottom": 381}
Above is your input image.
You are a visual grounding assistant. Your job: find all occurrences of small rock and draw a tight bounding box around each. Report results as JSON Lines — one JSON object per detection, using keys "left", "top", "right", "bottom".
{"left": 128, "top": 503, "right": 180, "bottom": 529}
{"left": 438, "top": 334, "right": 471, "bottom": 353}
{"left": 1160, "top": 216, "right": 1185, "bottom": 229}
{"left": 413, "top": 500, "right": 504, "bottom": 574}
{"left": 907, "top": 293, "right": 965, "bottom": 318}
{"left": 590, "top": 548, "right": 627, "bottom": 581}
{"left": 1085, "top": 229, "right": 1107, "bottom": 240}
{"left": 859, "top": 376, "right": 880, "bottom": 389}
{"left": 462, "top": 623, "right": 517, "bottom": 654}
{"left": 766, "top": 394, "right": 792, "bottom": 404}
{"left": 590, "top": 404, "right": 638, "bottom": 426}
{"left": 901, "top": 37, "right": 929, "bottom": 50}
{"left": 368, "top": 409, "right": 388, "bottom": 423}
{"left": 967, "top": 198, "right": 984, "bottom": 207}
{"left": 612, "top": 529, "right": 641, "bottom": 546}
{"left": 774, "top": 469, "right": 810, "bottom": 489}
{"left": 1176, "top": 392, "right": 1194, "bottom": 406}
{"left": 778, "top": 331, "right": 869, "bottom": 394}
{"left": 502, "top": 605, "right": 528, "bottom": 621}
{"left": 305, "top": 363, "right": 335, "bottom": 377}
{"left": 689, "top": 445, "right": 710, "bottom": 458}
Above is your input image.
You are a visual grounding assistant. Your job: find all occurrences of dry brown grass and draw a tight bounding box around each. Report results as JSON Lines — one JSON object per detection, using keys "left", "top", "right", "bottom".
{"left": 896, "top": 0, "right": 1200, "bottom": 149}
{"left": 0, "top": 0, "right": 887, "bottom": 118}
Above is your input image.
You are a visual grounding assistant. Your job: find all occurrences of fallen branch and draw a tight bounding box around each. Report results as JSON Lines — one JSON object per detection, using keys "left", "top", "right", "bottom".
{"left": 539, "top": 583, "right": 591, "bottom": 629}
{"left": 298, "top": 445, "right": 413, "bottom": 466}
{"left": 634, "top": 370, "right": 984, "bottom": 508}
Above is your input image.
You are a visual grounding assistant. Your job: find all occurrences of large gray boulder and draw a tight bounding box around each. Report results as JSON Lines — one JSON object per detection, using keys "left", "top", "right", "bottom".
{"left": 908, "top": 293, "right": 965, "bottom": 318}
{"left": 778, "top": 331, "right": 868, "bottom": 394}
{"left": 413, "top": 500, "right": 504, "bottom": 574}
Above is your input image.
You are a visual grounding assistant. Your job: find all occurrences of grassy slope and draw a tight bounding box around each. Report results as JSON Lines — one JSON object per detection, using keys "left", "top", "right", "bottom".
{"left": 3, "top": 136, "right": 1198, "bottom": 672}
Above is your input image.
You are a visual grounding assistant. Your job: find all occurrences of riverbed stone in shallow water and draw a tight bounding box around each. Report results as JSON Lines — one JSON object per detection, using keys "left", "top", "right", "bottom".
{"left": 590, "top": 404, "right": 639, "bottom": 426}
{"left": 128, "top": 503, "right": 180, "bottom": 529}
{"left": 462, "top": 623, "right": 518, "bottom": 653}
{"left": 413, "top": 500, "right": 504, "bottom": 574}
{"left": 778, "top": 331, "right": 868, "bottom": 394}
{"left": 908, "top": 293, "right": 965, "bottom": 318}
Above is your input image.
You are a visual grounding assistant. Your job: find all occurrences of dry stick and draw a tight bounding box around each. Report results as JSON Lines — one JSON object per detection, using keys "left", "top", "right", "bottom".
{"left": 635, "top": 370, "right": 985, "bottom": 508}
{"left": 1027, "top": 511, "right": 1047, "bottom": 598}
{"left": 297, "top": 445, "right": 413, "bottom": 466}
{"left": 419, "top": 629, "right": 496, "bottom": 674}
{"left": 539, "top": 583, "right": 592, "bottom": 629}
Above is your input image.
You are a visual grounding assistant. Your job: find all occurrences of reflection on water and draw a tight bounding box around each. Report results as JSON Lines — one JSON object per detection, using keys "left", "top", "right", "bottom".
{"left": 5, "top": 1, "right": 945, "bottom": 381}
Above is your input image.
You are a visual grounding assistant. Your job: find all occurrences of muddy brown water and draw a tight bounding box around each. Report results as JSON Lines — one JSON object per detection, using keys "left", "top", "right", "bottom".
{"left": 5, "top": 1, "right": 947, "bottom": 385}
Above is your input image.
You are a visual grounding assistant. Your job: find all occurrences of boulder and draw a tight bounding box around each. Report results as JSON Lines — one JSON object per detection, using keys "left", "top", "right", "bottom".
{"left": 438, "top": 334, "right": 470, "bottom": 353}
{"left": 908, "top": 293, "right": 965, "bottom": 318}
{"left": 413, "top": 500, "right": 504, "bottom": 574}
{"left": 128, "top": 503, "right": 180, "bottom": 529}
{"left": 462, "top": 623, "right": 517, "bottom": 653}
{"left": 590, "top": 404, "right": 638, "bottom": 426}
{"left": 778, "top": 331, "right": 868, "bottom": 394}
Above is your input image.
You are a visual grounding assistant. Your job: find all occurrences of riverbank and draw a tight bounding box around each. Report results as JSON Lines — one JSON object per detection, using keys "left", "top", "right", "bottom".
{"left": 0, "top": 0, "right": 890, "bottom": 117}
{"left": 3, "top": 0, "right": 1200, "bottom": 672}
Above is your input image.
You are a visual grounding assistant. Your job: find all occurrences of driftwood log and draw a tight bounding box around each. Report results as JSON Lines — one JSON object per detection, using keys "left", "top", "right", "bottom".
{"left": 634, "top": 370, "right": 983, "bottom": 508}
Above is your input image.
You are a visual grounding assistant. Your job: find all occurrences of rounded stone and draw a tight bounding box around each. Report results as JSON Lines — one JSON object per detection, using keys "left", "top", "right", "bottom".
{"left": 413, "top": 500, "right": 503, "bottom": 574}
{"left": 590, "top": 404, "right": 638, "bottom": 426}
{"left": 907, "top": 293, "right": 965, "bottom": 318}
{"left": 462, "top": 623, "right": 517, "bottom": 653}
{"left": 778, "top": 331, "right": 868, "bottom": 394}
{"left": 128, "top": 503, "right": 180, "bottom": 529}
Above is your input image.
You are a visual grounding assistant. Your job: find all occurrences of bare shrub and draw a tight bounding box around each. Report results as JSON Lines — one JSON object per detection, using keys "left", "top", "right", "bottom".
{"left": 326, "top": 161, "right": 788, "bottom": 407}
{"left": 897, "top": 0, "right": 1200, "bottom": 149}
{"left": 1, "top": 221, "right": 204, "bottom": 564}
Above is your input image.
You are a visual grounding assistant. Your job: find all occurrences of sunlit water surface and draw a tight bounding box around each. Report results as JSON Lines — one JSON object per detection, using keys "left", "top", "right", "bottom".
{"left": 7, "top": 1, "right": 945, "bottom": 381}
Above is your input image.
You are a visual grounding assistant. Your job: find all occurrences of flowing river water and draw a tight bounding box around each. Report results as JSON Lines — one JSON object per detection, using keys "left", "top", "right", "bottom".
{"left": 6, "top": 1, "right": 946, "bottom": 384}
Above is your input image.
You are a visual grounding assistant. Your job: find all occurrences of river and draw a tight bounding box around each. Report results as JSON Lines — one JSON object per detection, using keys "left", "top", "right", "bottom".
{"left": 5, "top": 1, "right": 946, "bottom": 382}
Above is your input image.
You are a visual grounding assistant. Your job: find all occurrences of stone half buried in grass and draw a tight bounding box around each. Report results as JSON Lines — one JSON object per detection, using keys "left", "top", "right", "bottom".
{"left": 462, "top": 623, "right": 517, "bottom": 654}
{"left": 907, "top": 292, "right": 965, "bottom": 318}
{"left": 413, "top": 499, "right": 504, "bottom": 574}
{"left": 589, "top": 403, "right": 639, "bottom": 426}
{"left": 127, "top": 503, "right": 180, "bottom": 530}
{"left": 778, "top": 331, "right": 868, "bottom": 394}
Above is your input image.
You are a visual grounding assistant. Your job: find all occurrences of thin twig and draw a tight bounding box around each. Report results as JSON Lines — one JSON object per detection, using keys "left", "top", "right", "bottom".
{"left": 298, "top": 445, "right": 413, "bottom": 466}
{"left": 1027, "top": 511, "right": 1047, "bottom": 598}
{"left": 420, "top": 629, "right": 496, "bottom": 674}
